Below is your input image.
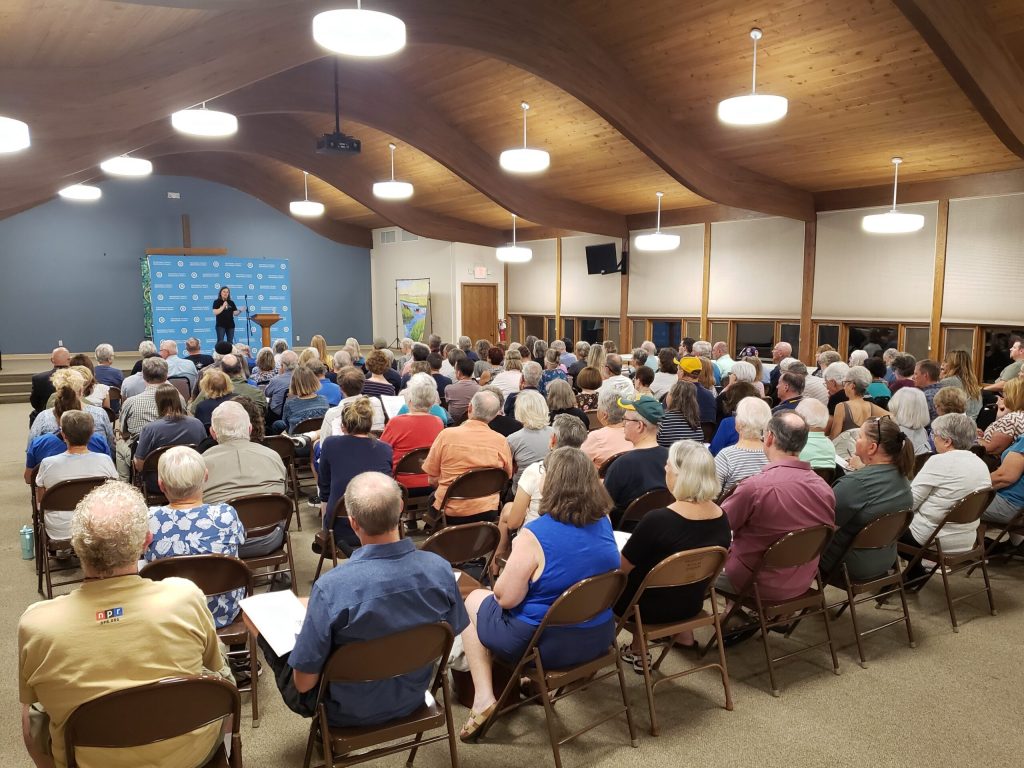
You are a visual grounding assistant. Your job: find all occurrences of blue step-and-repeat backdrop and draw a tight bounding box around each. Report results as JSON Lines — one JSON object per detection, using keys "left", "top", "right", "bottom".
{"left": 143, "top": 255, "right": 292, "bottom": 350}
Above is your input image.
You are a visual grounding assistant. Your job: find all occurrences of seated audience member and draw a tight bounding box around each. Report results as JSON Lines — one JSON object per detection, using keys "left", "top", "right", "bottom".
{"left": 345, "top": 337, "right": 365, "bottom": 369}
{"left": 18, "top": 481, "right": 230, "bottom": 768}
{"left": 981, "top": 378, "right": 1024, "bottom": 455}
{"left": 44, "top": 361, "right": 109, "bottom": 411}
{"left": 319, "top": 398, "right": 394, "bottom": 549}
{"left": 823, "top": 361, "right": 850, "bottom": 415}
{"left": 115, "top": 358, "right": 180, "bottom": 479}
{"left": 631, "top": 348, "right": 649, "bottom": 377}
{"left": 649, "top": 350, "right": 679, "bottom": 401}
{"left": 796, "top": 398, "right": 838, "bottom": 469}
{"left": 494, "top": 414, "right": 587, "bottom": 569}
{"left": 567, "top": 341, "right": 591, "bottom": 385}
{"left": 939, "top": 349, "right": 982, "bottom": 421}
{"left": 534, "top": 339, "right": 549, "bottom": 363}
{"left": 507, "top": 390, "right": 554, "bottom": 493}
{"left": 256, "top": 472, "right": 467, "bottom": 729}
{"left": 193, "top": 369, "right": 235, "bottom": 430}
{"left": 482, "top": 346, "right": 505, "bottom": 382}
{"left": 491, "top": 348, "right": 523, "bottom": 398}
{"left": 719, "top": 412, "right": 835, "bottom": 606}
{"left": 428, "top": 353, "right": 453, "bottom": 400}
{"left": 232, "top": 395, "right": 267, "bottom": 442}
{"left": 263, "top": 350, "right": 298, "bottom": 423}
{"left": 363, "top": 350, "right": 397, "bottom": 398}
{"left": 888, "top": 353, "right": 917, "bottom": 394}
{"left": 145, "top": 446, "right": 245, "bottom": 627}
{"left": 882, "top": 348, "right": 900, "bottom": 385}
{"left": 311, "top": 334, "right": 330, "bottom": 366}
{"left": 640, "top": 340, "right": 658, "bottom": 370}
{"left": 457, "top": 335, "right": 479, "bottom": 362}
{"left": 540, "top": 348, "right": 569, "bottom": 395}
{"left": 604, "top": 395, "right": 669, "bottom": 526}
{"left": 829, "top": 365, "right": 888, "bottom": 440}
{"left": 183, "top": 337, "right": 215, "bottom": 370}
{"left": 617, "top": 441, "right": 732, "bottom": 664}
{"left": 863, "top": 357, "right": 892, "bottom": 402}
{"left": 194, "top": 353, "right": 267, "bottom": 413}
{"left": 159, "top": 339, "right": 198, "bottom": 391}
{"left": 321, "top": 366, "right": 387, "bottom": 439}
{"left": 30, "top": 347, "right": 71, "bottom": 419}
{"left": 445, "top": 358, "right": 480, "bottom": 422}
{"left": 553, "top": 339, "right": 576, "bottom": 368}
{"left": 422, "top": 390, "right": 512, "bottom": 525}
{"left": 25, "top": 409, "right": 110, "bottom": 484}
{"left": 985, "top": 430, "right": 1024, "bottom": 528}
{"left": 439, "top": 345, "right": 460, "bottom": 381}
{"left": 35, "top": 410, "right": 118, "bottom": 540}
{"left": 93, "top": 343, "right": 123, "bottom": 388}
{"left": 934, "top": 386, "right": 967, "bottom": 417}
{"left": 479, "top": 385, "right": 523, "bottom": 437}
{"left": 634, "top": 364, "right": 654, "bottom": 396}
{"left": 714, "top": 396, "right": 771, "bottom": 491}
{"left": 330, "top": 348, "right": 353, "bottom": 382}
{"left": 710, "top": 382, "right": 759, "bottom": 456}
{"left": 598, "top": 354, "right": 635, "bottom": 398}
{"left": 768, "top": 342, "right": 792, "bottom": 391}
{"left": 744, "top": 354, "right": 767, "bottom": 388}
{"left": 28, "top": 369, "right": 114, "bottom": 454}
{"left": 459, "top": 447, "right": 620, "bottom": 739}
{"left": 504, "top": 361, "right": 542, "bottom": 418}
{"left": 786, "top": 360, "right": 828, "bottom": 405}
{"left": 394, "top": 337, "right": 414, "bottom": 371}
{"left": 772, "top": 371, "right": 806, "bottom": 413}
{"left": 720, "top": 360, "right": 764, "bottom": 405}
{"left": 698, "top": 355, "right": 718, "bottom": 393}
{"left": 306, "top": 360, "right": 341, "bottom": 406}
{"left": 401, "top": 343, "right": 430, "bottom": 378}
{"left": 902, "top": 413, "right": 991, "bottom": 580}
{"left": 133, "top": 383, "right": 206, "bottom": 486}
{"left": 887, "top": 387, "right": 933, "bottom": 456}
{"left": 818, "top": 417, "right": 914, "bottom": 579}
{"left": 546, "top": 378, "right": 587, "bottom": 427}
{"left": 658, "top": 381, "right": 705, "bottom": 447}
{"left": 849, "top": 349, "right": 869, "bottom": 368}
{"left": 581, "top": 389, "right": 636, "bottom": 469}
{"left": 272, "top": 338, "right": 289, "bottom": 368}
{"left": 912, "top": 359, "right": 944, "bottom": 421}
{"left": 712, "top": 341, "right": 735, "bottom": 376}
{"left": 813, "top": 350, "right": 841, "bottom": 379}
{"left": 381, "top": 373, "right": 445, "bottom": 497}
{"left": 984, "top": 336, "right": 1024, "bottom": 394}
{"left": 120, "top": 341, "right": 158, "bottom": 399}
{"left": 575, "top": 365, "right": 603, "bottom": 411}
{"left": 676, "top": 356, "right": 716, "bottom": 423}
{"left": 276, "top": 366, "right": 329, "bottom": 434}
{"left": 394, "top": 372, "right": 451, "bottom": 424}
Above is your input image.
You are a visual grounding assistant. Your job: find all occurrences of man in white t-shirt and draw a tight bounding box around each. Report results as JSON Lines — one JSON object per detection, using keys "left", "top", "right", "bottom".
{"left": 36, "top": 411, "right": 118, "bottom": 539}
{"left": 491, "top": 414, "right": 588, "bottom": 575}
{"left": 597, "top": 354, "right": 636, "bottom": 399}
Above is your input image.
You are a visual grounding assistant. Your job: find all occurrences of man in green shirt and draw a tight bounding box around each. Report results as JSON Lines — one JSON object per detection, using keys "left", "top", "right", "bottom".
{"left": 985, "top": 337, "right": 1024, "bottom": 393}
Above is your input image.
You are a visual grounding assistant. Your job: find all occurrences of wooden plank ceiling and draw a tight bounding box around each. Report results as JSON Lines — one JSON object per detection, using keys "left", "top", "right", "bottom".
{"left": 0, "top": 0, "right": 1020, "bottom": 248}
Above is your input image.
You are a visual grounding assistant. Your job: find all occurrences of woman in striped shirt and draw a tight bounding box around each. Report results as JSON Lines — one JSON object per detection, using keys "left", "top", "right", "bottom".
{"left": 657, "top": 381, "right": 704, "bottom": 447}
{"left": 714, "top": 396, "right": 771, "bottom": 491}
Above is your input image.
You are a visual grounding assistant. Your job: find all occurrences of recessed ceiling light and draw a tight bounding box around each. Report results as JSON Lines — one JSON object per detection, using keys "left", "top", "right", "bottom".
{"left": 100, "top": 155, "right": 153, "bottom": 176}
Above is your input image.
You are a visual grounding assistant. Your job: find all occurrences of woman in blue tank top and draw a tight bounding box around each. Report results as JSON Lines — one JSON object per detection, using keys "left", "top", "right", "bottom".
{"left": 458, "top": 446, "right": 620, "bottom": 741}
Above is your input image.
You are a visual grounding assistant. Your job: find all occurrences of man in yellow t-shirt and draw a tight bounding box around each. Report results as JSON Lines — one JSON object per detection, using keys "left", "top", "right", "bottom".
{"left": 18, "top": 481, "right": 230, "bottom": 768}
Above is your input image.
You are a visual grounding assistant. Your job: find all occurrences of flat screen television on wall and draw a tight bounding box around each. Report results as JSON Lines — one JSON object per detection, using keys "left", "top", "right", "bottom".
{"left": 585, "top": 243, "right": 620, "bottom": 274}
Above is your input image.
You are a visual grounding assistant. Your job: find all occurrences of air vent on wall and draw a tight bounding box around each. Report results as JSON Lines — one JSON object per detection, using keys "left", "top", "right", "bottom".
{"left": 380, "top": 229, "right": 397, "bottom": 245}
{"left": 400, "top": 229, "right": 419, "bottom": 242}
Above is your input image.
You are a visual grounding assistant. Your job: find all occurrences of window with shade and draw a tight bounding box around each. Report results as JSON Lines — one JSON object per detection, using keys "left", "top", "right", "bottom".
{"left": 983, "top": 327, "right": 1024, "bottom": 382}
{"left": 651, "top": 320, "right": 682, "bottom": 351}
{"left": 735, "top": 322, "right": 774, "bottom": 359}
{"left": 579, "top": 318, "right": 604, "bottom": 344}
{"left": 903, "top": 326, "right": 930, "bottom": 365}
{"left": 816, "top": 324, "right": 840, "bottom": 351}
{"left": 631, "top": 320, "right": 646, "bottom": 348}
{"left": 523, "top": 315, "right": 544, "bottom": 341}
{"left": 606, "top": 320, "right": 620, "bottom": 349}
{"left": 562, "top": 318, "right": 575, "bottom": 344}
{"left": 846, "top": 325, "right": 897, "bottom": 359}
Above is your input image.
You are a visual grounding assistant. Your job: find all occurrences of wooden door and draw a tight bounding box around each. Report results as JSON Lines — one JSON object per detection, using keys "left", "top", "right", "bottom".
{"left": 461, "top": 283, "right": 498, "bottom": 344}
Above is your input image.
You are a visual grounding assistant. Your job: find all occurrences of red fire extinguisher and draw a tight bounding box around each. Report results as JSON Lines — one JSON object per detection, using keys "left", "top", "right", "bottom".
{"left": 498, "top": 318, "right": 508, "bottom": 343}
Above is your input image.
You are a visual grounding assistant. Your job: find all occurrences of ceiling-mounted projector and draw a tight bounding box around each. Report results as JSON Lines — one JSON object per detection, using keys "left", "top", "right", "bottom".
{"left": 316, "top": 131, "right": 361, "bottom": 154}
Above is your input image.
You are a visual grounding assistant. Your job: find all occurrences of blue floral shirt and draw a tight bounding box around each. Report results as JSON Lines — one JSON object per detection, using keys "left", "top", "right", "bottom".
{"left": 146, "top": 503, "right": 246, "bottom": 628}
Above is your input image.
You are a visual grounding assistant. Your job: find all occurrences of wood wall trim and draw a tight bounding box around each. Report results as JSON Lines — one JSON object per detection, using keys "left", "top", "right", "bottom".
{"left": 700, "top": 222, "right": 712, "bottom": 339}
{"left": 929, "top": 199, "right": 951, "bottom": 358}
{"left": 503, "top": 263, "right": 509, "bottom": 329}
{"left": 893, "top": 0, "right": 1024, "bottom": 160}
{"left": 181, "top": 214, "right": 191, "bottom": 249}
{"left": 799, "top": 220, "right": 817, "bottom": 364}
{"left": 619, "top": 254, "right": 629, "bottom": 350}
{"left": 815, "top": 169, "right": 1024, "bottom": 212}
{"left": 554, "top": 238, "right": 562, "bottom": 336}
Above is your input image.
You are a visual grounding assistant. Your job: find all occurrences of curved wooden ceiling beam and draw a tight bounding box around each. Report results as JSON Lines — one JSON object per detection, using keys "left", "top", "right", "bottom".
{"left": 893, "top": 0, "right": 1024, "bottom": 160}
{"left": 142, "top": 114, "right": 507, "bottom": 247}
{"left": 216, "top": 59, "right": 627, "bottom": 237}
{"left": 153, "top": 152, "right": 372, "bottom": 248}
{"left": 389, "top": 0, "right": 815, "bottom": 221}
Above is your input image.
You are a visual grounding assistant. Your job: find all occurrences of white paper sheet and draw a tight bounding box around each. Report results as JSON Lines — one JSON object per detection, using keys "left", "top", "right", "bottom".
{"left": 239, "top": 591, "right": 307, "bottom": 657}
{"left": 614, "top": 531, "right": 631, "bottom": 552}
{"left": 381, "top": 395, "right": 406, "bottom": 420}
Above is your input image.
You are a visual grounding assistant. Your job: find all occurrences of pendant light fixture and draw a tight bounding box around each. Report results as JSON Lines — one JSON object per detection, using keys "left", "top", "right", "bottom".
{"left": 58, "top": 184, "right": 102, "bottom": 201}
{"left": 289, "top": 171, "right": 325, "bottom": 217}
{"left": 0, "top": 116, "right": 30, "bottom": 152}
{"left": 171, "top": 102, "right": 238, "bottom": 137}
{"left": 496, "top": 214, "right": 532, "bottom": 263}
{"left": 499, "top": 102, "right": 550, "bottom": 174}
{"left": 717, "top": 28, "right": 788, "bottom": 126}
{"left": 99, "top": 154, "right": 153, "bottom": 177}
{"left": 635, "top": 192, "right": 681, "bottom": 251}
{"left": 313, "top": 1, "right": 406, "bottom": 57}
{"left": 862, "top": 157, "right": 925, "bottom": 234}
{"left": 372, "top": 142, "right": 414, "bottom": 200}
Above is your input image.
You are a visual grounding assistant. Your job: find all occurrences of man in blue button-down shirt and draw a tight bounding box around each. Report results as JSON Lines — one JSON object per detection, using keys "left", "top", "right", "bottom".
{"left": 258, "top": 471, "right": 468, "bottom": 726}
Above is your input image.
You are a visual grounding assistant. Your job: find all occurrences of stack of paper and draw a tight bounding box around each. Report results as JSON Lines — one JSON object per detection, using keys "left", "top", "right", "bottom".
{"left": 239, "top": 591, "right": 307, "bottom": 656}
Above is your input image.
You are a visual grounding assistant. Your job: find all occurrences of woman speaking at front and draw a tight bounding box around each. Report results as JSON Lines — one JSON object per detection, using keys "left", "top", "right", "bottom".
{"left": 212, "top": 286, "right": 241, "bottom": 344}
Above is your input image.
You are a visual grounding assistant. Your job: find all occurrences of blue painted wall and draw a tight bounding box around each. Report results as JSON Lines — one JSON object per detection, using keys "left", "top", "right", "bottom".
{"left": 0, "top": 175, "right": 371, "bottom": 354}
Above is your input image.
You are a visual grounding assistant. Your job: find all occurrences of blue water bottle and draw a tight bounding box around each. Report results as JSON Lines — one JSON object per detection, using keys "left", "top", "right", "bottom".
{"left": 20, "top": 525, "right": 34, "bottom": 560}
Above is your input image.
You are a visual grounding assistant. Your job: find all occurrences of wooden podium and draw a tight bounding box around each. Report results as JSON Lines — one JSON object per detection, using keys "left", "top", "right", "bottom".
{"left": 251, "top": 313, "right": 282, "bottom": 348}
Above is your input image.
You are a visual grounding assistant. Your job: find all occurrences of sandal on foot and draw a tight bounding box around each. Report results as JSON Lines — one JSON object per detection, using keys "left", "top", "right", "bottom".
{"left": 459, "top": 702, "right": 497, "bottom": 742}
{"left": 619, "top": 643, "right": 651, "bottom": 674}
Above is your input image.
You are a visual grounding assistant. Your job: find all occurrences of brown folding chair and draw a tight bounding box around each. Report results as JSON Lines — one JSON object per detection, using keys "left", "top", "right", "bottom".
{"left": 64, "top": 675, "right": 242, "bottom": 768}
{"left": 598, "top": 451, "right": 626, "bottom": 479}
{"left": 229, "top": 493, "right": 297, "bottom": 593}
{"left": 395, "top": 447, "right": 434, "bottom": 526}
{"left": 812, "top": 466, "right": 836, "bottom": 485}
{"left": 970, "top": 444, "right": 1001, "bottom": 472}
{"left": 616, "top": 488, "right": 675, "bottom": 531}
{"left": 293, "top": 416, "right": 325, "bottom": 435}
{"left": 895, "top": 488, "right": 996, "bottom": 631}
{"left": 302, "top": 622, "right": 459, "bottom": 768}
{"left": 421, "top": 522, "right": 500, "bottom": 584}
{"left": 141, "top": 554, "right": 260, "bottom": 725}
{"left": 474, "top": 570, "right": 637, "bottom": 767}
{"left": 134, "top": 443, "right": 196, "bottom": 505}
{"left": 314, "top": 498, "right": 350, "bottom": 582}
{"left": 168, "top": 377, "right": 192, "bottom": 404}
{"left": 261, "top": 435, "right": 302, "bottom": 531}
{"left": 37, "top": 477, "right": 109, "bottom": 598}
{"left": 615, "top": 546, "right": 732, "bottom": 735}
{"left": 820, "top": 509, "right": 915, "bottom": 667}
{"left": 974, "top": 506, "right": 1024, "bottom": 569}
{"left": 912, "top": 452, "right": 933, "bottom": 476}
{"left": 585, "top": 410, "right": 601, "bottom": 431}
{"left": 436, "top": 467, "right": 509, "bottom": 528}
{"left": 707, "top": 525, "right": 840, "bottom": 697}
{"left": 714, "top": 484, "right": 737, "bottom": 506}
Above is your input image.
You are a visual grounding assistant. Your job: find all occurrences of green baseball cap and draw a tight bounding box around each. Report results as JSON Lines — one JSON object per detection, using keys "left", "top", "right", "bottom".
{"left": 618, "top": 394, "right": 664, "bottom": 424}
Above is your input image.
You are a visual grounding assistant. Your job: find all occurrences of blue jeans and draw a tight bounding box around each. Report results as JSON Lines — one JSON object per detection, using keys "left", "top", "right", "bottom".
{"left": 216, "top": 326, "right": 234, "bottom": 345}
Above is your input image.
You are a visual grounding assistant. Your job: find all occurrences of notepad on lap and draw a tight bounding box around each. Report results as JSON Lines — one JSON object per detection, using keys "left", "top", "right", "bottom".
{"left": 239, "top": 591, "right": 307, "bottom": 656}
{"left": 614, "top": 531, "right": 631, "bottom": 552}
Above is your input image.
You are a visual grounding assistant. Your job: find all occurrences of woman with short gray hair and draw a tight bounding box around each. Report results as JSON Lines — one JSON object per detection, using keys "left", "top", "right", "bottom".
{"left": 381, "top": 374, "right": 446, "bottom": 514}
{"left": 828, "top": 365, "right": 888, "bottom": 440}
{"left": 507, "top": 390, "right": 554, "bottom": 493}
{"left": 887, "top": 388, "right": 932, "bottom": 455}
{"left": 714, "top": 396, "right": 771, "bottom": 491}
{"left": 145, "top": 446, "right": 246, "bottom": 629}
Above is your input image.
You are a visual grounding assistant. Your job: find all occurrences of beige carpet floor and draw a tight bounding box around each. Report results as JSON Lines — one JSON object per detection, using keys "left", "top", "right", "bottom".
{"left": 3, "top": 400, "right": 1022, "bottom": 767}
